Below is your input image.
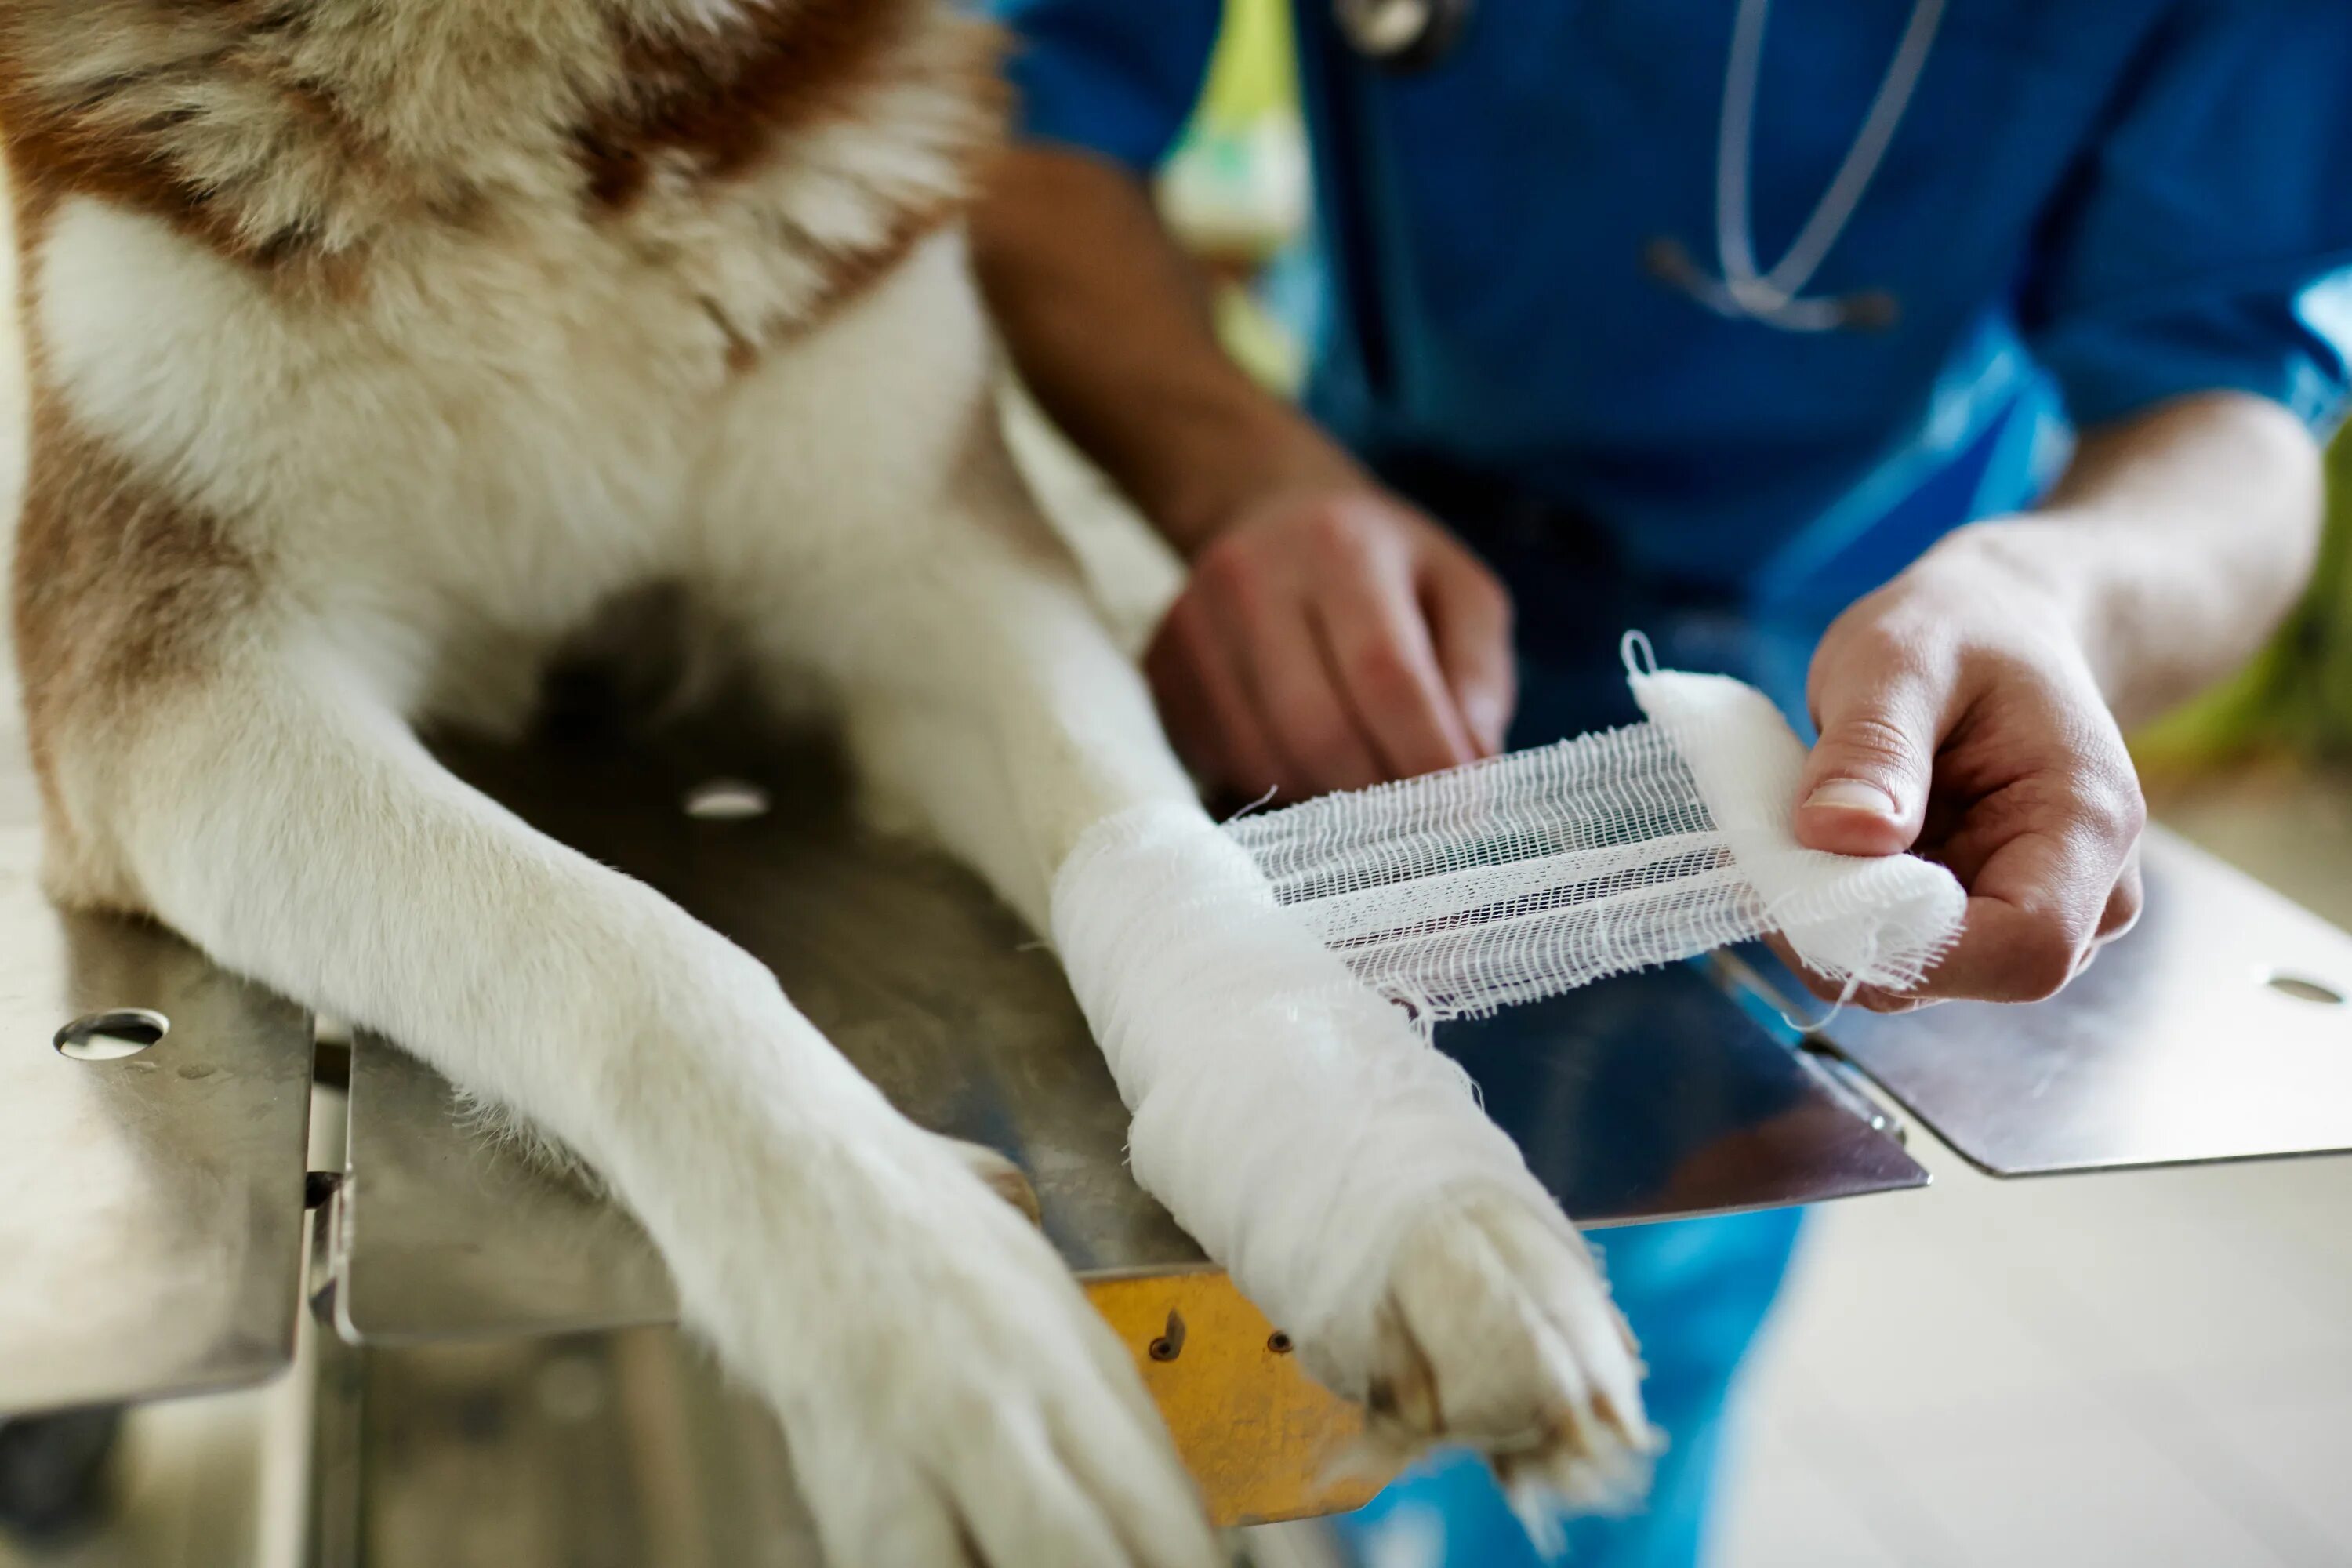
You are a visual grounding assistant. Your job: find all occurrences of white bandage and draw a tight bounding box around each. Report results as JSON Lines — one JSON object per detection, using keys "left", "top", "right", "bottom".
{"left": 1051, "top": 803, "right": 1569, "bottom": 1383}
{"left": 1227, "top": 645, "right": 1965, "bottom": 1018}
{"left": 1048, "top": 648, "right": 1962, "bottom": 1362}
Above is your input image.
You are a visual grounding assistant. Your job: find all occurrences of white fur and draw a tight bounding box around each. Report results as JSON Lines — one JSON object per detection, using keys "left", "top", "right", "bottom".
{"left": 17, "top": 52, "right": 1649, "bottom": 1555}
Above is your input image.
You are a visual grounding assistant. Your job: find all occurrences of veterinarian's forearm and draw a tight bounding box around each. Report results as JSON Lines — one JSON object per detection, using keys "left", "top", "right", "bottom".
{"left": 971, "top": 144, "right": 1363, "bottom": 555}
{"left": 1911, "top": 391, "right": 2325, "bottom": 726}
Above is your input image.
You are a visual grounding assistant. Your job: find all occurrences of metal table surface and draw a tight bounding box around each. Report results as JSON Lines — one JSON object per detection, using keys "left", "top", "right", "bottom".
{"left": 1744, "top": 825, "right": 2352, "bottom": 1176}
{"left": 17, "top": 697, "right": 2348, "bottom": 1437}
{"left": 333, "top": 719, "right": 1197, "bottom": 1346}
{"left": 0, "top": 823, "right": 315, "bottom": 1417}
{"left": 332, "top": 719, "right": 1928, "bottom": 1346}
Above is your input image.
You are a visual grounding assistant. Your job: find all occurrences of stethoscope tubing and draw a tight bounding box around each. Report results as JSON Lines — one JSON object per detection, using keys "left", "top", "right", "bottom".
{"left": 1335, "top": 0, "right": 1944, "bottom": 333}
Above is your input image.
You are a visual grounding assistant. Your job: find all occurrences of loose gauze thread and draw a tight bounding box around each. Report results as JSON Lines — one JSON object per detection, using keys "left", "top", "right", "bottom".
{"left": 1223, "top": 638, "right": 1967, "bottom": 1022}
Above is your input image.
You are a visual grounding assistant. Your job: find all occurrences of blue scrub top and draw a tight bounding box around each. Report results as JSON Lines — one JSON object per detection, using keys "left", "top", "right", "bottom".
{"left": 992, "top": 0, "right": 2352, "bottom": 618}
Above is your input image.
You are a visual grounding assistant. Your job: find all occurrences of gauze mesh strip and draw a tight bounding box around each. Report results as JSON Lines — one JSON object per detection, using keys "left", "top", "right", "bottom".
{"left": 1224, "top": 662, "right": 1965, "bottom": 1019}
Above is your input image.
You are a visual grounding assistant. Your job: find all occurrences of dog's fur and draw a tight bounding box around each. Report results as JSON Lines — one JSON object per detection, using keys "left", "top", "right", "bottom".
{"left": 4, "top": 2, "right": 1642, "bottom": 1558}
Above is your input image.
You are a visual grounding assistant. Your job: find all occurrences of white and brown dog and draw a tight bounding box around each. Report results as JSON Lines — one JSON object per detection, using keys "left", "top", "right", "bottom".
{"left": 2, "top": 2, "right": 1645, "bottom": 1560}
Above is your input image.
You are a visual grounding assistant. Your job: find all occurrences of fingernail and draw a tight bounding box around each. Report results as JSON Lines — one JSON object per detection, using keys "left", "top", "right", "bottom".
{"left": 1465, "top": 696, "right": 1509, "bottom": 753}
{"left": 1805, "top": 779, "right": 1898, "bottom": 817}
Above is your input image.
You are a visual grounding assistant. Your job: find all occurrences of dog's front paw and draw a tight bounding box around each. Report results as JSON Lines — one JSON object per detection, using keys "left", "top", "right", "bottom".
{"left": 1351, "top": 1187, "right": 1658, "bottom": 1518}
{"left": 717, "top": 1130, "right": 1221, "bottom": 1568}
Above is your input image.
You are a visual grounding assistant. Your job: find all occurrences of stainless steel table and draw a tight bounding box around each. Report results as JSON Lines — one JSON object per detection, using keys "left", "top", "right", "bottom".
{"left": 0, "top": 832, "right": 314, "bottom": 1418}
{"left": 6, "top": 706, "right": 2351, "bottom": 1558}
{"left": 321, "top": 719, "right": 1929, "bottom": 1528}
{"left": 1729, "top": 827, "right": 2352, "bottom": 1175}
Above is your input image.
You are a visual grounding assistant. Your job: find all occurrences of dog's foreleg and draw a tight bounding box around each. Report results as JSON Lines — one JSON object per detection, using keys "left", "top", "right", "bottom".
{"left": 67, "top": 643, "right": 1217, "bottom": 1568}
{"left": 823, "top": 431, "right": 1657, "bottom": 1513}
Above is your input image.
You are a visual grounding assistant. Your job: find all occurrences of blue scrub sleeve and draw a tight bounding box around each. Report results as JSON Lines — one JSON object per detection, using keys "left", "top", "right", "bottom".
{"left": 985, "top": 0, "right": 1225, "bottom": 174}
{"left": 2019, "top": 0, "right": 2352, "bottom": 438}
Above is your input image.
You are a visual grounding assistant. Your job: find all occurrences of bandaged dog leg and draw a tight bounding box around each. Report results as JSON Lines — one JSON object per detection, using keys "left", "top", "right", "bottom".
{"left": 1056, "top": 801, "right": 1651, "bottom": 1494}
{"left": 810, "top": 481, "right": 1655, "bottom": 1510}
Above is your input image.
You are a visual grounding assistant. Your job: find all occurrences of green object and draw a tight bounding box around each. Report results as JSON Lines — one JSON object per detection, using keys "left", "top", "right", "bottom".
{"left": 1159, "top": 0, "right": 1310, "bottom": 390}
{"left": 1163, "top": 0, "right": 1306, "bottom": 248}
{"left": 1195, "top": 0, "right": 1298, "bottom": 133}
{"left": 2133, "top": 428, "right": 2352, "bottom": 768}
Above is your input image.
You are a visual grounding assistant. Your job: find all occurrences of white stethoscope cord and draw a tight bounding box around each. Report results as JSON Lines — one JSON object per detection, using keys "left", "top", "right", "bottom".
{"left": 1661, "top": 0, "right": 1947, "bottom": 331}
{"left": 1338, "top": 0, "right": 1950, "bottom": 332}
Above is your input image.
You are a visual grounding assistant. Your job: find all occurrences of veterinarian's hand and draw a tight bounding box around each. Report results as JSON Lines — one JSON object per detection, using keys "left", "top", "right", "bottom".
{"left": 1146, "top": 486, "right": 1515, "bottom": 800}
{"left": 1787, "top": 532, "right": 2146, "bottom": 1009}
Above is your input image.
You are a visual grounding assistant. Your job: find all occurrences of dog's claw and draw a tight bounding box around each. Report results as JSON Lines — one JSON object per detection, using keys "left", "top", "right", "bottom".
{"left": 936, "top": 1133, "right": 1044, "bottom": 1227}
{"left": 1344, "top": 1188, "right": 1660, "bottom": 1519}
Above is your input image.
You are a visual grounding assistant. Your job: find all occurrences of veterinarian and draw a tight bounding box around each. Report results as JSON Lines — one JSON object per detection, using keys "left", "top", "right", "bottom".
{"left": 974, "top": 1, "right": 2352, "bottom": 1563}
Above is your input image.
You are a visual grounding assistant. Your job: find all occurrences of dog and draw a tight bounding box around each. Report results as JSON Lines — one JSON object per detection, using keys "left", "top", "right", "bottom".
{"left": 2, "top": 2, "right": 1647, "bottom": 1559}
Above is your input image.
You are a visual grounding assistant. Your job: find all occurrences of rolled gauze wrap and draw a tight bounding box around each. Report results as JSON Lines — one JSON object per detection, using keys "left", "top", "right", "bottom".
{"left": 1627, "top": 658, "right": 1965, "bottom": 996}
{"left": 1217, "top": 637, "right": 1965, "bottom": 1018}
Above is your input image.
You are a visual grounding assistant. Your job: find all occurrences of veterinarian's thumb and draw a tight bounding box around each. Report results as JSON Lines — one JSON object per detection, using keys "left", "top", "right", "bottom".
{"left": 1795, "top": 677, "right": 1936, "bottom": 858}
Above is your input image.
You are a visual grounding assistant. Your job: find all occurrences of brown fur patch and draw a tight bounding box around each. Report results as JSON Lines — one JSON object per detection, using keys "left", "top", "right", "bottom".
{"left": 579, "top": 1, "right": 1007, "bottom": 343}
{"left": 0, "top": 0, "right": 1006, "bottom": 326}
{"left": 0, "top": 2, "right": 386, "bottom": 279}
{"left": 800, "top": 193, "right": 966, "bottom": 321}
{"left": 9, "top": 262, "right": 265, "bottom": 858}
{"left": 581, "top": 0, "right": 929, "bottom": 211}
